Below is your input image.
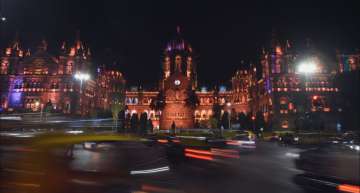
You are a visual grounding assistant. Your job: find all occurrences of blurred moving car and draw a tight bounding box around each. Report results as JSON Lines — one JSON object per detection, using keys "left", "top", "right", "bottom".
{"left": 225, "top": 131, "right": 256, "bottom": 151}
{"left": 294, "top": 137, "right": 360, "bottom": 193}
{"left": 278, "top": 133, "right": 299, "bottom": 145}
{"left": 0, "top": 134, "right": 180, "bottom": 193}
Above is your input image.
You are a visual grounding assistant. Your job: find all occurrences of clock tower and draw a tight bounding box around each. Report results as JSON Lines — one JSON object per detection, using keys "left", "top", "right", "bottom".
{"left": 159, "top": 27, "right": 196, "bottom": 129}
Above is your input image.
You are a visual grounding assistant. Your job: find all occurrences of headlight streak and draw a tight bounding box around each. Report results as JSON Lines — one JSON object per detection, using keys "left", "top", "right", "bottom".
{"left": 130, "top": 166, "right": 170, "bottom": 175}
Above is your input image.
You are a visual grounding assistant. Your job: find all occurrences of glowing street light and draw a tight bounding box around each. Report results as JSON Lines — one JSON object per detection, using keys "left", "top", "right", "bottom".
{"left": 225, "top": 102, "right": 232, "bottom": 129}
{"left": 297, "top": 60, "right": 317, "bottom": 74}
{"left": 74, "top": 73, "right": 90, "bottom": 81}
{"left": 35, "top": 101, "right": 43, "bottom": 121}
{"left": 74, "top": 72, "right": 90, "bottom": 115}
{"left": 74, "top": 72, "right": 90, "bottom": 93}
{"left": 297, "top": 58, "right": 318, "bottom": 116}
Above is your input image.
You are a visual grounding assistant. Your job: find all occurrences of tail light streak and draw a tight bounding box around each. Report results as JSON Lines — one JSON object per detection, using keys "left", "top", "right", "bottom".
{"left": 337, "top": 184, "right": 360, "bottom": 193}
{"left": 157, "top": 139, "right": 168, "bottom": 143}
{"left": 184, "top": 148, "right": 239, "bottom": 160}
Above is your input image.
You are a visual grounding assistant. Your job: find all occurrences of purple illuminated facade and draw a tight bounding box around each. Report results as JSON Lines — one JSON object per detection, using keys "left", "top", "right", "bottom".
{"left": 1, "top": 30, "right": 357, "bottom": 130}
{"left": 1, "top": 37, "right": 98, "bottom": 115}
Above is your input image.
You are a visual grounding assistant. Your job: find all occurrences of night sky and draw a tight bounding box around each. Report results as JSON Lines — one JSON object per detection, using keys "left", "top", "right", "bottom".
{"left": 1, "top": 0, "right": 359, "bottom": 87}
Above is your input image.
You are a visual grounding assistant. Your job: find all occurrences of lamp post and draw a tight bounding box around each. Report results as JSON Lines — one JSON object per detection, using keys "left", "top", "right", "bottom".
{"left": 297, "top": 59, "right": 317, "bottom": 110}
{"left": 251, "top": 115, "right": 255, "bottom": 131}
{"left": 74, "top": 72, "right": 90, "bottom": 115}
{"left": 35, "top": 101, "right": 43, "bottom": 122}
{"left": 226, "top": 102, "right": 232, "bottom": 129}
{"left": 296, "top": 59, "right": 317, "bottom": 131}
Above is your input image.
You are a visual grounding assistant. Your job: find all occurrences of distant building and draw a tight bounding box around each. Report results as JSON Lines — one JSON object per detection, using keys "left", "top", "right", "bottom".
{"left": 125, "top": 28, "right": 252, "bottom": 130}
{"left": 0, "top": 35, "right": 123, "bottom": 116}
{"left": 253, "top": 37, "right": 341, "bottom": 130}
{"left": 0, "top": 30, "right": 355, "bottom": 131}
{"left": 95, "top": 64, "right": 126, "bottom": 112}
{"left": 336, "top": 51, "right": 360, "bottom": 73}
{"left": 335, "top": 50, "right": 360, "bottom": 131}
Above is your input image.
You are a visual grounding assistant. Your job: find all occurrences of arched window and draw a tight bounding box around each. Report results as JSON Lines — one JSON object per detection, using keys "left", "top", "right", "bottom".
{"left": 65, "top": 61, "right": 73, "bottom": 74}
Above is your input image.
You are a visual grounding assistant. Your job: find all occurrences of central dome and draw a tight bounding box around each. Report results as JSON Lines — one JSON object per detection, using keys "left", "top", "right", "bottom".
{"left": 165, "top": 26, "right": 192, "bottom": 53}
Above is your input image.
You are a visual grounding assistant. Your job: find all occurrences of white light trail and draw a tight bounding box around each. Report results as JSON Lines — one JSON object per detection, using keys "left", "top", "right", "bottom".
{"left": 130, "top": 166, "right": 170, "bottom": 175}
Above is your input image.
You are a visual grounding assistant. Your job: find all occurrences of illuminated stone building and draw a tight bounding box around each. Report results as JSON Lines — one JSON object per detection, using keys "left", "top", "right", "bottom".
{"left": 254, "top": 38, "right": 341, "bottom": 130}
{"left": 125, "top": 28, "right": 253, "bottom": 129}
{"left": 96, "top": 64, "right": 126, "bottom": 111}
{"left": 335, "top": 50, "right": 360, "bottom": 130}
{"left": 337, "top": 51, "right": 360, "bottom": 73}
{"left": 0, "top": 36, "right": 97, "bottom": 115}
{"left": 1, "top": 30, "right": 352, "bottom": 130}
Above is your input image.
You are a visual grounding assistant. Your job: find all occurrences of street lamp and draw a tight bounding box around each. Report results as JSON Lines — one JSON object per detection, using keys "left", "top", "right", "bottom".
{"left": 297, "top": 59, "right": 318, "bottom": 131}
{"left": 74, "top": 72, "right": 90, "bottom": 115}
{"left": 35, "top": 101, "right": 43, "bottom": 121}
{"left": 297, "top": 60, "right": 317, "bottom": 74}
{"left": 226, "top": 102, "right": 231, "bottom": 129}
{"left": 74, "top": 72, "right": 90, "bottom": 93}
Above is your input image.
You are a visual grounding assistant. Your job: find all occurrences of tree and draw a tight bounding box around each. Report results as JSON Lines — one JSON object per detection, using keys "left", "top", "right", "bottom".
{"left": 117, "top": 109, "right": 126, "bottom": 132}
{"left": 238, "top": 112, "right": 247, "bottom": 130}
{"left": 111, "top": 99, "right": 125, "bottom": 130}
{"left": 230, "top": 108, "right": 237, "bottom": 127}
{"left": 209, "top": 117, "right": 219, "bottom": 129}
{"left": 245, "top": 113, "right": 253, "bottom": 130}
{"left": 139, "top": 112, "right": 148, "bottom": 135}
{"left": 70, "top": 91, "right": 79, "bottom": 114}
{"left": 150, "top": 90, "right": 165, "bottom": 111}
{"left": 124, "top": 113, "right": 131, "bottom": 132}
{"left": 45, "top": 99, "right": 53, "bottom": 112}
{"left": 221, "top": 111, "right": 230, "bottom": 129}
{"left": 212, "top": 103, "right": 222, "bottom": 123}
{"left": 255, "top": 111, "right": 265, "bottom": 132}
{"left": 185, "top": 88, "right": 200, "bottom": 109}
{"left": 130, "top": 113, "right": 139, "bottom": 132}
{"left": 194, "top": 120, "right": 200, "bottom": 128}
{"left": 147, "top": 119, "right": 154, "bottom": 134}
{"left": 111, "top": 83, "right": 126, "bottom": 130}
{"left": 44, "top": 99, "right": 53, "bottom": 120}
{"left": 211, "top": 87, "right": 223, "bottom": 128}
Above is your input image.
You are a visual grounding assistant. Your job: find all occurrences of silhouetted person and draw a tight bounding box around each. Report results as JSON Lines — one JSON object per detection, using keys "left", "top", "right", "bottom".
{"left": 171, "top": 121, "right": 176, "bottom": 135}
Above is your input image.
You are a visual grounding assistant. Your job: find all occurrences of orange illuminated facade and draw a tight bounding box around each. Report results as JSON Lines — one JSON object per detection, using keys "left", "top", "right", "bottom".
{"left": 0, "top": 36, "right": 104, "bottom": 115}
{"left": 0, "top": 30, "right": 355, "bottom": 130}
{"left": 254, "top": 36, "right": 343, "bottom": 130}
{"left": 125, "top": 28, "right": 253, "bottom": 130}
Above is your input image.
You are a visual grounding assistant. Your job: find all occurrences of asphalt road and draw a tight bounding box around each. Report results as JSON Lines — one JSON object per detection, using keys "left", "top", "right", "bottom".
{"left": 171, "top": 141, "right": 305, "bottom": 193}
{"left": 1, "top": 140, "right": 307, "bottom": 193}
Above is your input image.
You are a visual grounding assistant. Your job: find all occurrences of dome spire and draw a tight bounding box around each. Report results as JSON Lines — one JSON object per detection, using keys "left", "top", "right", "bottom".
{"left": 176, "top": 25, "right": 181, "bottom": 35}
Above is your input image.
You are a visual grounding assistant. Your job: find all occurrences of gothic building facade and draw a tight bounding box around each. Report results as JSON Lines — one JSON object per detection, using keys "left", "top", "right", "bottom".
{"left": 253, "top": 39, "right": 342, "bottom": 130}
{"left": 1, "top": 30, "right": 356, "bottom": 131}
{"left": 0, "top": 36, "right": 125, "bottom": 116}
{"left": 125, "top": 29, "right": 253, "bottom": 129}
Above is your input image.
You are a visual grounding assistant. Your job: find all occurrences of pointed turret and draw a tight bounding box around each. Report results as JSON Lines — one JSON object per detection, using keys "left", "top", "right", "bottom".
{"left": 75, "top": 30, "right": 81, "bottom": 50}
{"left": 61, "top": 41, "right": 66, "bottom": 51}
{"left": 40, "top": 39, "right": 48, "bottom": 51}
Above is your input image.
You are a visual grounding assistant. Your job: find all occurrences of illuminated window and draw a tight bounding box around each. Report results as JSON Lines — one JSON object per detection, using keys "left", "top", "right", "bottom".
{"left": 0, "top": 61, "right": 8, "bottom": 74}
{"left": 66, "top": 61, "right": 73, "bottom": 74}
{"left": 281, "top": 120, "right": 289, "bottom": 129}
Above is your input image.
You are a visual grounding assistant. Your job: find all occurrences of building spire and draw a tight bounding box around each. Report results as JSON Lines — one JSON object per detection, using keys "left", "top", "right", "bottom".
{"left": 39, "top": 38, "right": 48, "bottom": 51}
{"left": 11, "top": 32, "right": 20, "bottom": 50}
{"left": 176, "top": 25, "right": 181, "bottom": 35}
{"left": 261, "top": 46, "right": 266, "bottom": 55}
{"left": 87, "top": 48, "right": 91, "bottom": 56}
{"left": 75, "top": 30, "right": 81, "bottom": 50}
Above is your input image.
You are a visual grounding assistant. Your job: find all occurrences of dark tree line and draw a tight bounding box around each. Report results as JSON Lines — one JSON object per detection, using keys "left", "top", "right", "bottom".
{"left": 125, "top": 112, "right": 153, "bottom": 134}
